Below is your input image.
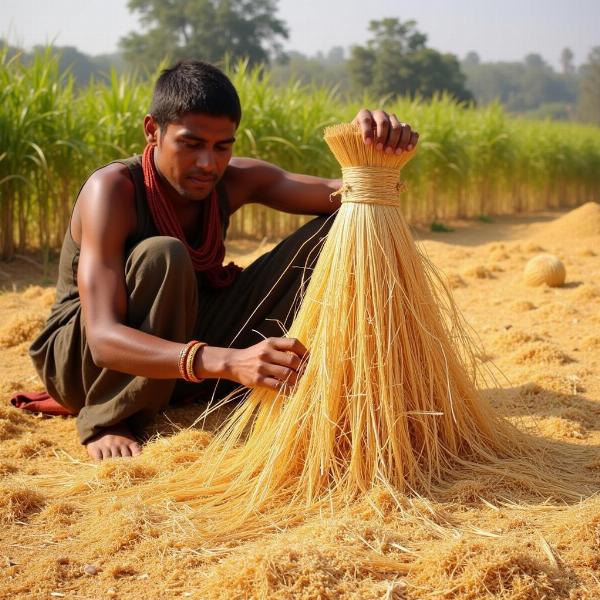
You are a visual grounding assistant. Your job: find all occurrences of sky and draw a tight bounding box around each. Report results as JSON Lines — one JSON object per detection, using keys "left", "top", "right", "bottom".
{"left": 2, "top": 0, "right": 599, "bottom": 69}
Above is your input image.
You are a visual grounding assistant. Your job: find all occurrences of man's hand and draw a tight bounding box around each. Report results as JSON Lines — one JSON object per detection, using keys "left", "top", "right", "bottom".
{"left": 227, "top": 337, "right": 308, "bottom": 391}
{"left": 352, "top": 108, "right": 419, "bottom": 155}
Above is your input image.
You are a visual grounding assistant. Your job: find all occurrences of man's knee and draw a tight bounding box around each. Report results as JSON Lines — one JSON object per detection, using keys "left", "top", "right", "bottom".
{"left": 126, "top": 236, "right": 194, "bottom": 282}
{"left": 124, "top": 236, "right": 198, "bottom": 327}
{"left": 129, "top": 235, "right": 190, "bottom": 267}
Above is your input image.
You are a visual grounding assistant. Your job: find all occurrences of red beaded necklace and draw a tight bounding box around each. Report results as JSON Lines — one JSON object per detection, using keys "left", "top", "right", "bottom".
{"left": 142, "top": 143, "right": 241, "bottom": 288}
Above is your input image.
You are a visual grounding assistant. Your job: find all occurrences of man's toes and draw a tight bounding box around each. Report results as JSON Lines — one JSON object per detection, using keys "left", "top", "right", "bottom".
{"left": 129, "top": 442, "right": 142, "bottom": 456}
{"left": 88, "top": 446, "right": 102, "bottom": 460}
{"left": 119, "top": 444, "right": 132, "bottom": 458}
{"left": 110, "top": 446, "right": 122, "bottom": 459}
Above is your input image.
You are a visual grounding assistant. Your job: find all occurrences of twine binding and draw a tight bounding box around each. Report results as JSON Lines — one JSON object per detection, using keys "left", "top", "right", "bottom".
{"left": 330, "top": 166, "right": 407, "bottom": 206}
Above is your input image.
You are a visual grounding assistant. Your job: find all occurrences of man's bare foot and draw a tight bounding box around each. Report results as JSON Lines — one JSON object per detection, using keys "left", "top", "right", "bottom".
{"left": 86, "top": 423, "right": 142, "bottom": 460}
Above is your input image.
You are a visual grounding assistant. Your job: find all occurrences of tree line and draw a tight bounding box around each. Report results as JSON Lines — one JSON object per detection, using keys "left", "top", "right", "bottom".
{"left": 2, "top": 0, "right": 600, "bottom": 124}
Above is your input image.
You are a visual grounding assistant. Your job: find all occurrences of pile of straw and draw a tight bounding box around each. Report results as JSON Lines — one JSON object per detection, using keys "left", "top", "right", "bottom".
{"left": 69, "top": 124, "right": 590, "bottom": 541}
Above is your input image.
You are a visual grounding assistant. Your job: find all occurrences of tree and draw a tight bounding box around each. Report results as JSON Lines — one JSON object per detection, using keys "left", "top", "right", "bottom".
{"left": 463, "top": 51, "right": 480, "bottom": 67}
{"left": 324, "top": 46, "right": 345, "bottom": 66}
{"left": 0, "top": 41, "right": 113, "bottom": 86}
{"left": 348, "top": 18, "right": 472, "bottom": 102}
{"left": 33, "top": 45, "right": 100, "bottom": 85}
{"left": 404, "top": 49, "right": 473, "bottom": 101}
{"left": 578, "top": 46, "right": 600, "bottom": 124}
{"left": 560, "top": 47, "right": 575, "bottom": 75}
{"left": 523, "top": 53, "right": 547, "bottom": 70}
{"left": 269, "top": 49, "right": 353, "bottom": 94}
{"left": 461, "top": 53, "right": 579, "bottom": 116}
{"left": 120, "top": 0, "right": 289, "bottom": 71}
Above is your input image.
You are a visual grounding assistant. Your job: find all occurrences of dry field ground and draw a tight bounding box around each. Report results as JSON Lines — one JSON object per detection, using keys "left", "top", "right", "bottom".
{"left": 1, "top": 204, "right": 600, "bottom": 599}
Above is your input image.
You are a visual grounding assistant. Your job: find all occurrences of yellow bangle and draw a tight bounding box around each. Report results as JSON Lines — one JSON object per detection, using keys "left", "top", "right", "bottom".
{"left": 185, "top": 341, "right": 207, "bottom": 383}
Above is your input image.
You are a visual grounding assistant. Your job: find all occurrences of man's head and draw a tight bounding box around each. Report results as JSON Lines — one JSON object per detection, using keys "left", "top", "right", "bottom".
{"left": 144, "top": 60, "right": 241, "bottom": 201}
{"left": 150, "top": 60, "right": 242, "bottom": 131}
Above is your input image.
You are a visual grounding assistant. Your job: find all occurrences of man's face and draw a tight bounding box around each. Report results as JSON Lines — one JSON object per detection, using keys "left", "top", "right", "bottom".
{"left": 150, "top": 112, "right": 237, "bottom": 201}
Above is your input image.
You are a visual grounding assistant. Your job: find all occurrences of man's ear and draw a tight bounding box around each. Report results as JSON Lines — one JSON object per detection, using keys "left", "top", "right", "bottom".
{"left": 143, "top": 114, "right": 159, "bottom": 145}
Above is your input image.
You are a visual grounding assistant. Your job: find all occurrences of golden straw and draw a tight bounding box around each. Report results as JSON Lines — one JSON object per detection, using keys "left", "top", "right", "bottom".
{"left": 64, "top": 123, "right": 593, "bottom": 543}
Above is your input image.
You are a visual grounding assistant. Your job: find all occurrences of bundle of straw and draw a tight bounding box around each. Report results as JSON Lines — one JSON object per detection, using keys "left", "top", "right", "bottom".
{"left": 72, "top": 123, "right": 590, "bottom": 541}
{"left": 136, "top": 124, "right": 532, "bottom": 526}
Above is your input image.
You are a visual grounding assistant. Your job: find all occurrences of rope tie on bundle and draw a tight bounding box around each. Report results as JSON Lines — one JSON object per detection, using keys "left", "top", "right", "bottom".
{"left": 330, "top": 166, "right": 406, "bottom": 206}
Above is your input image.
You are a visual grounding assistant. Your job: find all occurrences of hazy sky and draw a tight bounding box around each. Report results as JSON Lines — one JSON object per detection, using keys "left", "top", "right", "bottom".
{"left": 2, "top": 0, "right": 599, "bottom": 68}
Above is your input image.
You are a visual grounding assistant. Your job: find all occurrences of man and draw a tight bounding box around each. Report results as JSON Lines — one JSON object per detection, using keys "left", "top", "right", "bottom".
{"left": 29, "top": 60, "right": 418, "bottom": 460}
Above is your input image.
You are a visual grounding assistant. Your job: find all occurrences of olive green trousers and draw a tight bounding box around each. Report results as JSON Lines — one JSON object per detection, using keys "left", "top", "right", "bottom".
{"left": 33, "top": 215, "right": 333, "bottom": 444}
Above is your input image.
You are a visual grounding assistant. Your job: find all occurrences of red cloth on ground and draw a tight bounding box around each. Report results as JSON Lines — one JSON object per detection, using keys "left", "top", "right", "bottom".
{"left": 10, "top": 391, "right": 75, "bottom": 416}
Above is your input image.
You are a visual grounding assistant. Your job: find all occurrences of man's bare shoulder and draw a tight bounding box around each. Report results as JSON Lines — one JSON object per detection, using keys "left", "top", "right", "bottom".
{"left": 84, "top": 162, "right": 135, "bottom": 198}
{"left": 72, "top": 162, "right": 137, "bottom": 244}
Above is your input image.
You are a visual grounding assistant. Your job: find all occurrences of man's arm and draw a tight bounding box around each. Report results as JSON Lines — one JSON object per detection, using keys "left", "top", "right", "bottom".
{"left": 225, "top": 108, "right": 419, "bottom": 215}
{"left": 76, "top": 164, "right": 304, "bottom": 390}
{"left": 76, "top": 164, "right": 186, "bottom": 378}
{"left": 226, "top": 157, "right": 342, "bottom": 216}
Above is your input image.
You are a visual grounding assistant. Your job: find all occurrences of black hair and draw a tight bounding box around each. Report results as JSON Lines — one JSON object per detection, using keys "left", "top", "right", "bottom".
{"left": 149, "top": 60, "right": 242, "bottom": 129}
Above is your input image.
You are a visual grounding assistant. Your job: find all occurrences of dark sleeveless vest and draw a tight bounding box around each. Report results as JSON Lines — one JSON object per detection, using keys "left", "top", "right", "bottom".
{"left": 30, "top": 154, "right": 232, "bottom": 351}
